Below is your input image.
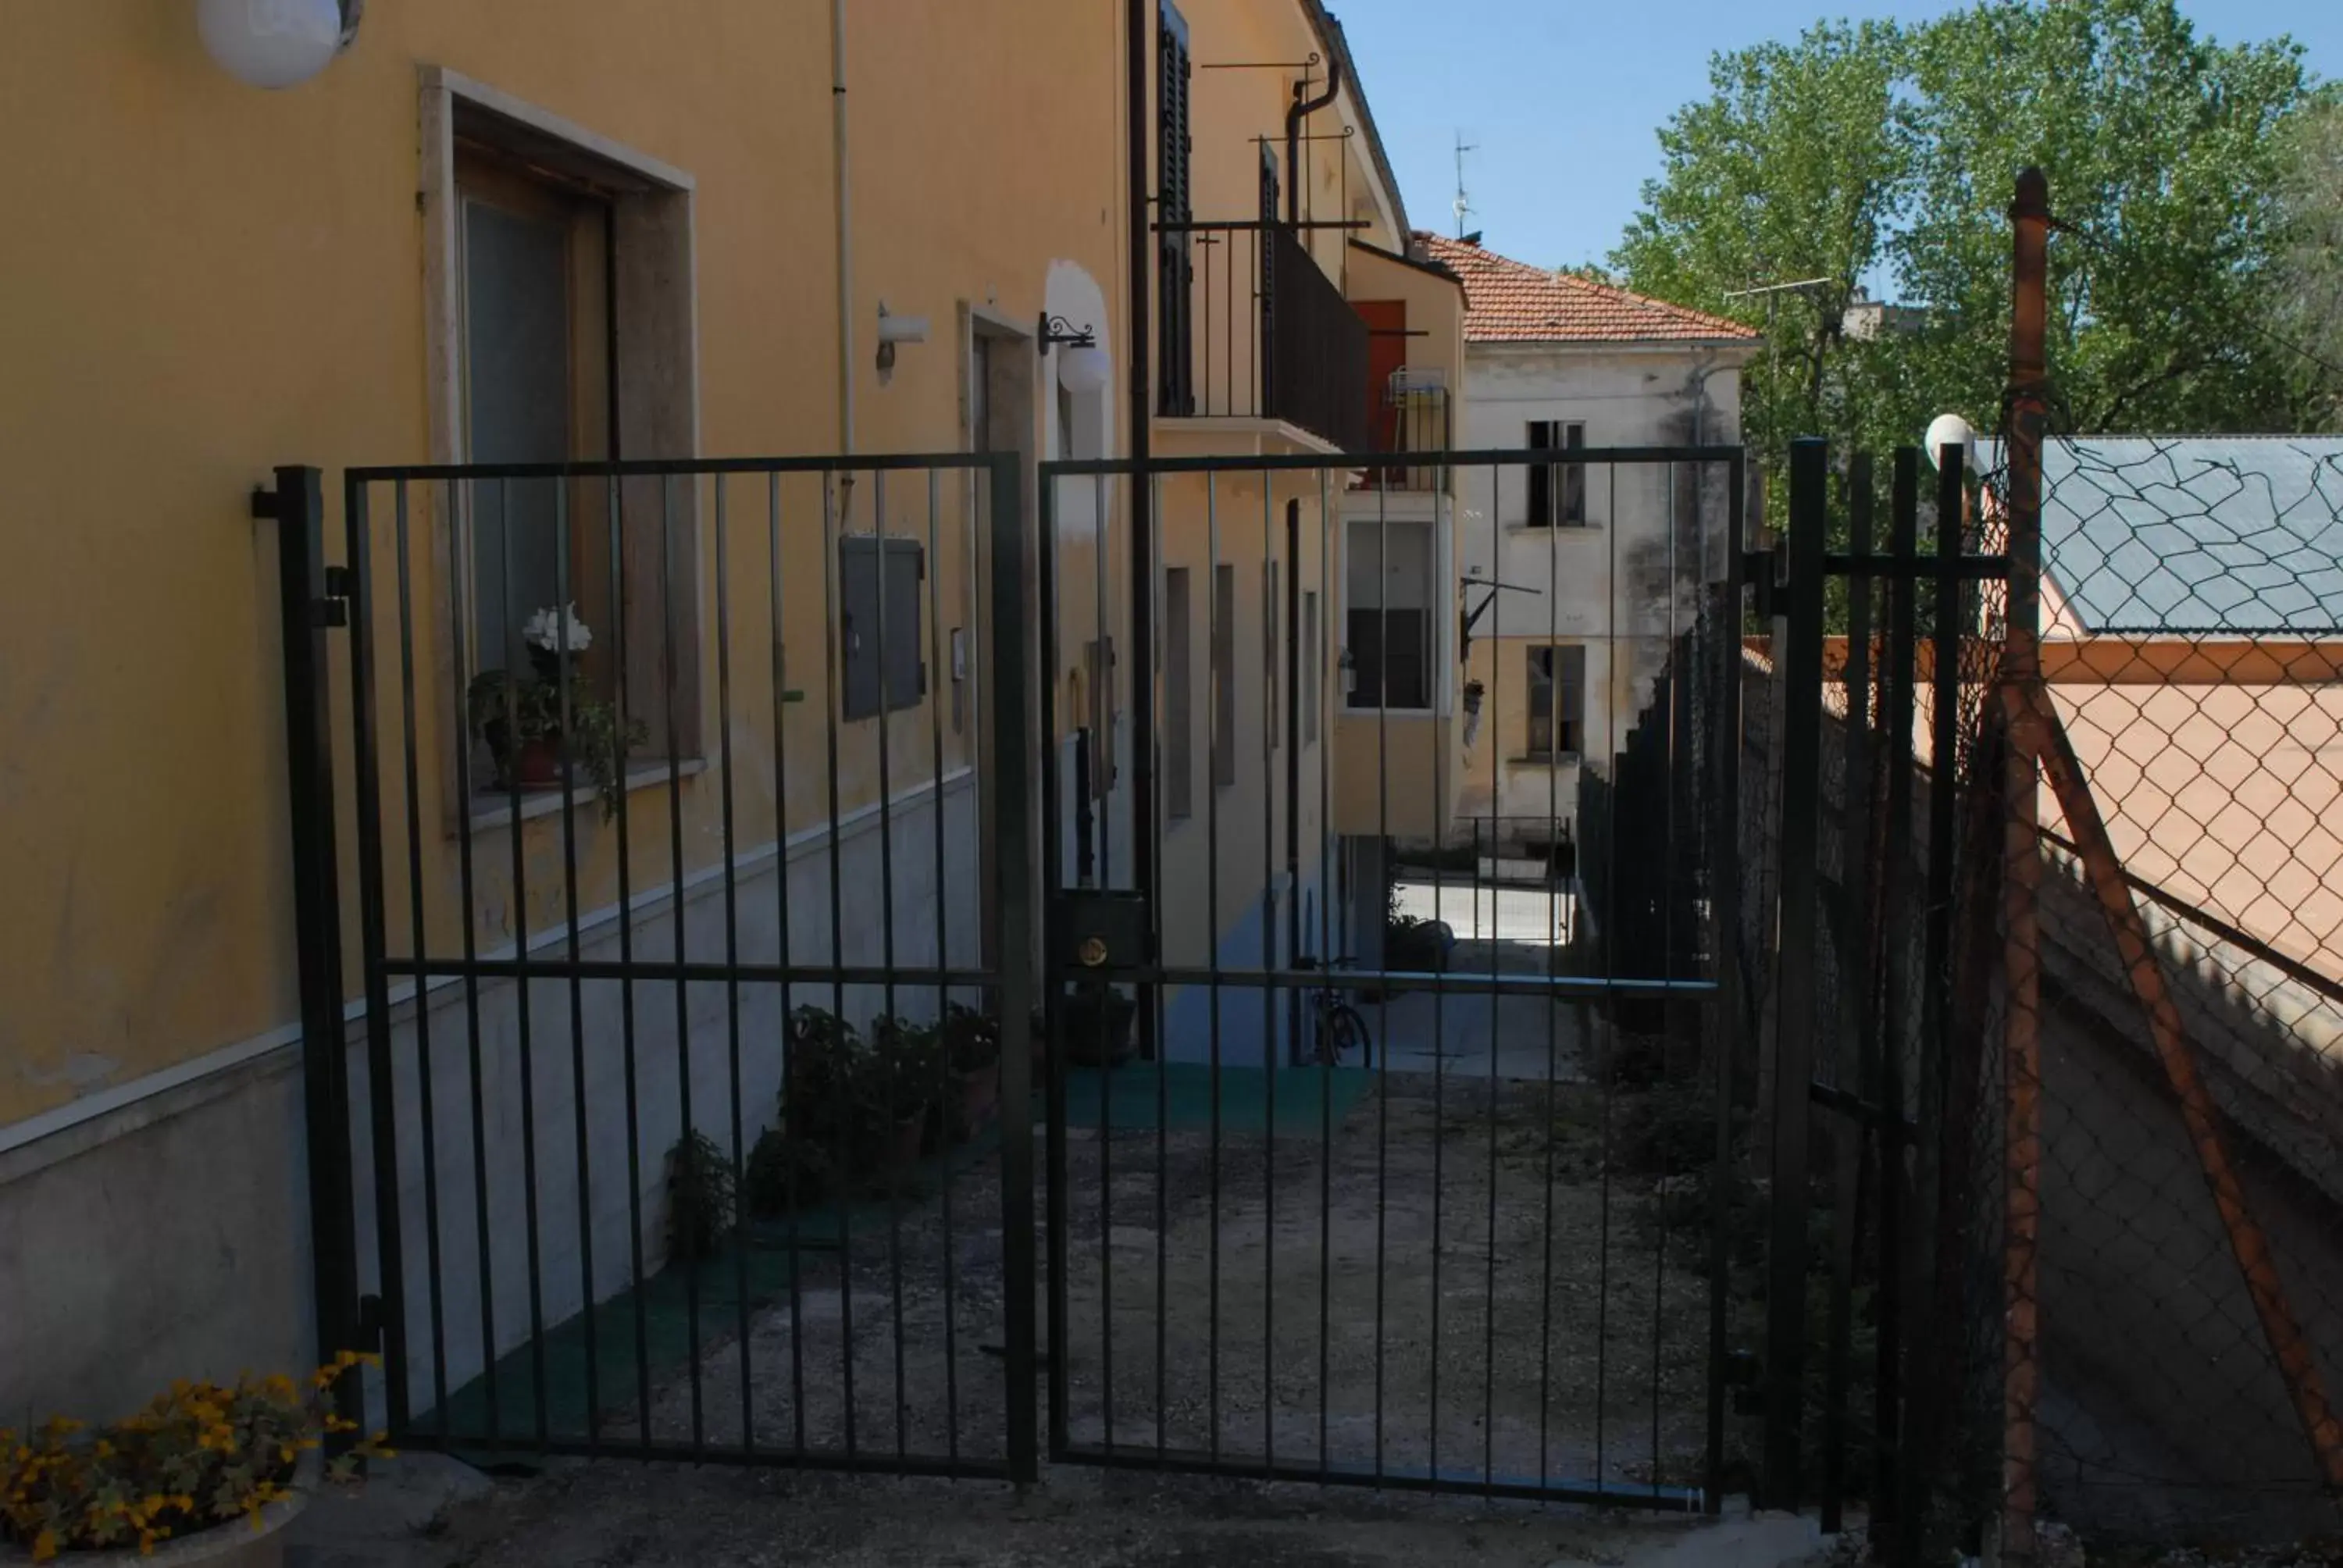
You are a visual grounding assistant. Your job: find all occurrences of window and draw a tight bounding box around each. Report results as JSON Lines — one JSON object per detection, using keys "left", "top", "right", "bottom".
{"left": 1527, "top": 419, "right": 1588, "bottom": 527}
{"left": 1156, "top": 0, "right": 1195, "bottom": 415}
{"left": 1212, "top": 563, "right": 1236, "bottom": 786}
{"left": 1528, "top": 644, "right": 1586, "bottom": 758}
{"left": 1303, "top": 590, "right": 1320, "bottom": 745}
{"left": 1057, "top": 380, "right": 1079, "bottom": 461}
{"left": 1264, "top": 558, "right": 1281, "bottom": 748}
{"left": 1164, "top": 568, "right": 1194, "bottom": 818}
{"left": 1345, "top": 519, "right": 1432, "bottom": 710}
{"left": 427, "top": 75, "right": 701, "bottom": 780}
{"left": 457, "top": 152, "right": 612, "bottom": 675}
{"left": 840, "top": 537, "right": 925, "bottom": 720}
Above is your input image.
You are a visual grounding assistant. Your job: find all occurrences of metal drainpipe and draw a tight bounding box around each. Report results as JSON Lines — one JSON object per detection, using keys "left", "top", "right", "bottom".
{"left": 1125, "top": 0, "right": 1158, "bottom": 1055}
{"left": 831, "top": 0, "right": 857, "bottom": 497}
{"left": 1284, "top": 56, "right": 1342, "bottom": 226}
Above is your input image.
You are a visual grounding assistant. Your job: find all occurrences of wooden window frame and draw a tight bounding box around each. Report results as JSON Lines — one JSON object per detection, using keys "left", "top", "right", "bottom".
{"left": 419, "top": 66, "right": 701, "bottom": 829}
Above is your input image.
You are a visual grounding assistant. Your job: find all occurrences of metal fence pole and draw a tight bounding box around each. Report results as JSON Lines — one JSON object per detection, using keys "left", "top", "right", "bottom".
{"left": 1763, "top": 436, "right": 1829, "bottom": 1508}
{"left": 990, "top": 454, "right": 1042, "bottom": 1484}
{"left": 258, "top": 464, "right": 365, "bottom": 1431}
{"left": 1998, "top": 166, "right": 2052, "bottom": 1568}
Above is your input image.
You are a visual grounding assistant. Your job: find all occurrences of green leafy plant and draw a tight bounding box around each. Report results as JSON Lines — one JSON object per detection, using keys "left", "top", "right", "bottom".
{"left": 744, "top": 1127, "right": 835, "bottom": 1217}
{"left": 0, "top": 1354, "right": 390, "bottom": 1561}
{"left": 940, "top": 1003, "right": 1000, "bottom": 1074}
{"left": 466, "top": 604, "right": 646, "bottom": 821}
{"left": 665, "top": 1129, "right": 737, "bottom": 1262}
{"left": 867, "top": 1016, "right": 943, "bottom": 1129}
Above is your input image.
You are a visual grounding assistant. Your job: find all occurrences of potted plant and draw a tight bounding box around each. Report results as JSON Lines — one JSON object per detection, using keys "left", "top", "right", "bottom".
{"left": 868, "top": 1017, "right": 943, "bottom": 1165}
{"left": 940, "top": 1003, "right": 1001, "bottom": 1139}
{"left": 665, "top": 1129, "right": 738, "bottom": 1263}
{"left": 465, "top": 604, "right": 645, "bottom": 819}
{"left": 783, "top": 1006, "right": 861, "bottom": 1143}
{"left": 1, "top": 1354, "right": 389, "bottom": 1564}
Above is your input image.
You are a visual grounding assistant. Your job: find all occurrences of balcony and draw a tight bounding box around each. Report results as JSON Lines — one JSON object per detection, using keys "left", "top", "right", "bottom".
{"left": 1157, "top": 219, "right": 1371, "bottom": 452}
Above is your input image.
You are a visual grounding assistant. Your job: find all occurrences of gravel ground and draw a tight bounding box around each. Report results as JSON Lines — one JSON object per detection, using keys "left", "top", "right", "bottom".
{"left": 407, "top": 1463, "right": 1739, "bottom": 1567}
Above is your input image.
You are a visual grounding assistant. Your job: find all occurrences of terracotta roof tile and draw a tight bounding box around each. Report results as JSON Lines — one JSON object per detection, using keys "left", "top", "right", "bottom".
{"left": 1414, "top": 232, "right": 1759, "bottom": 345}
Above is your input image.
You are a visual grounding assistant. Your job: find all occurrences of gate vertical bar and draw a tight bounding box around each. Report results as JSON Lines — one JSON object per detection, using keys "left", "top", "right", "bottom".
{"left": 1881, "top": 449, "right": 1920, "bottom": 1565}
{"left": 1822, "top": 454, "right": 1876, "bottom": 1532}
{"left": 1705, "top": 452, "right": 1747, "bottom": 1513}
{"left": 993, "top": 453, "right": 1042, "bottom": 1485}
{"left": 1763, "top": 437, "right": 1828, "bottom": 1509}
{"left": 342, "top": 475, "right": 411, "bottom": 1434}
{"left": 264, "top": 465, "right": 365, "bottom": 1431}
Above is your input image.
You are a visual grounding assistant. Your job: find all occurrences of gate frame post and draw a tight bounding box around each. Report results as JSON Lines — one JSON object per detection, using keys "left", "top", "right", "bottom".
{"left": 1763, "top": 437, "right": 1829, "bottom": 1509}
{"left": 989, "top": 452, "right": 1043, "bottom": 1485}
{"left": 257, "top": 465, "right": 365, "bottom": 1431}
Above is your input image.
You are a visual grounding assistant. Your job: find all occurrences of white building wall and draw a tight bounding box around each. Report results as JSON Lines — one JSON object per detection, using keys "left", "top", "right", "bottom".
{"left": 1454, "top": 346, "right": 1744, "bottom": 832}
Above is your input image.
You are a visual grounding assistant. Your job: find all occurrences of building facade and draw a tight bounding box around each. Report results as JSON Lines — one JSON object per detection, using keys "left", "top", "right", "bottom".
{"left": 1414, "top": 235, "right": 1756, "bottom": 861}
{"left": 1, "top": 0, "right": 1461, "bottom": 1424}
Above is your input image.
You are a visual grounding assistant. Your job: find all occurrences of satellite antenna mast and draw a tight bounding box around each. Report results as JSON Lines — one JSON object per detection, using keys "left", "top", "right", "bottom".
{"left": 1453, "top": 130, "right": 1478, "bottom": 240}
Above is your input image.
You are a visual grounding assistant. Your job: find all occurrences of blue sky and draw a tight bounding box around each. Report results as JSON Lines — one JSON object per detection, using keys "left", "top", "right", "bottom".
{"left": 1332, "top": 0, "right": 2341, "bottom": 272}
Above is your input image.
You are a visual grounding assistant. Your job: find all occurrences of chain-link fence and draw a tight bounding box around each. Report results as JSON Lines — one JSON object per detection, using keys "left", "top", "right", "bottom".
{"left": 1986, "top": 434, "right": 2343, "bottom": 1552}
{"left": 1732, "top": 419, "right": 2343, "bottom": 1561}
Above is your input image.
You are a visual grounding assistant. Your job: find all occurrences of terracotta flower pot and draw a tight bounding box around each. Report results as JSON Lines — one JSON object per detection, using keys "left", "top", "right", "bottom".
{"left": 955, "top": 1062, "right": 1000, "bottom": 1138}
{"left": 512, "top": 736, "right": 563, "bottom": 789}
{"left": 888, "top": 1110, "right": 929, "bottom": 1171}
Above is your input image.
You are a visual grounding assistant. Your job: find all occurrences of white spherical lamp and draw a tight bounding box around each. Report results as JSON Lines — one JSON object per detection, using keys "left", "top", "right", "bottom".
{"left": 1056, "top": 344, "right": 1111, "bottom": 397}
{"left": 1924, "top": 412, "right": 1978, "bottom": 473}
{"left": 198, "top": 0, "right": 351, "bottom": 90}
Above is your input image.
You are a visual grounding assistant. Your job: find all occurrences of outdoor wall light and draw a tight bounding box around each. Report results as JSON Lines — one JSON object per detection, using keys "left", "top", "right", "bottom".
{"left": 1924, "top": 412, "right": 1979, "bottom": 473}
{"left": 875, "top": 302, "right": 929, "bottom": 380}
{"left": 1056, "top": 344, "right": 1111, "bottom": 397}
{"left": 198, "top": 0, "right": 361, "bottom": 90}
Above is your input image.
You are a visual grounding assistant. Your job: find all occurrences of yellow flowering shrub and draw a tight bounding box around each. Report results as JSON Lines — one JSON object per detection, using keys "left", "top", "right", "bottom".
{"left": 0, "top": 1352, "right": 391, "bottom": 1561}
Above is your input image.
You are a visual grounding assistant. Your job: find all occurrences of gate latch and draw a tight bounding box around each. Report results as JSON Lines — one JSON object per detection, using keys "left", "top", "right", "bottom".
{"left": 1052, "top": 889, "right": 1150, "bottom": 975}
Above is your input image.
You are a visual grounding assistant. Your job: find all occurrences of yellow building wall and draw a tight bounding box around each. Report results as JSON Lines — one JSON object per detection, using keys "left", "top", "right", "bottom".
{"left": 0, "top": 1, "right": 1123, "bottom": 1128}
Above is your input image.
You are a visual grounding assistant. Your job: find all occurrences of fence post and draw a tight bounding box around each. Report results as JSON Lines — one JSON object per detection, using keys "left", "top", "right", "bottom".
{"left": 989, "top": 453, "right": 1043, "bottom": 1484}
{"left": 1998, "top": 166, "right": 2052, "bottom": 1568}
{"left": 1763, "top": 436, "right": 1828, "bottom": 1509}
{"left": 256, "top": 465, "right": 364, "bottom": 1427}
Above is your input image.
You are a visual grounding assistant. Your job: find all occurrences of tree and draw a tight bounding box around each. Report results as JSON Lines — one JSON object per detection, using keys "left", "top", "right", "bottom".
{"left": 1612, "top": 20, "right": 1912, "bottom": 470}
{"left": 2273, "top": 89, "right": 2343, "bottom": 427}
{"left": 1613, "top": 0, "right": 2320, "bottom": 483}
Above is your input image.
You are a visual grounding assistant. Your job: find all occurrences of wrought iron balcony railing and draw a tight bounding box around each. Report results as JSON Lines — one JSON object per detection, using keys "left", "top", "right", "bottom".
{"left": 1156, "top": 219, "right": 1371, "bottom": 452}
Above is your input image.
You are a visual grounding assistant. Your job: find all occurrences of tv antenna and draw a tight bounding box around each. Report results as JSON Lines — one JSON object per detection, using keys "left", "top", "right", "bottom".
{"left": 1452, "top": 130, "right": 1478, "bottom": 240}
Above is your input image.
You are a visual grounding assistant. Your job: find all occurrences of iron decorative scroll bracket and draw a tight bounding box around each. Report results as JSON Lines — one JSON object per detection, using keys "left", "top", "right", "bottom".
{"left": 1039, "top": 313, "right": 1097, "bottom": 349}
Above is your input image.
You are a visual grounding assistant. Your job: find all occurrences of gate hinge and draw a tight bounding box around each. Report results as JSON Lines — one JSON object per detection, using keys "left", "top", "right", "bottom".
{"left": 316, "top": 565, "right": 352, "bottom": 629}
{"left": 355, "top": 1292, "right": 386, "bottom": 1354}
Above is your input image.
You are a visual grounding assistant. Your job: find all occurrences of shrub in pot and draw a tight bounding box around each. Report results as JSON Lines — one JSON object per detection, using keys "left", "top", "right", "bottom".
{"left": 465, "top": 605, "right": 645, "bottom": 819}
{"left": 1, "top": 1354, "right": 389, "bottom": 1563}
{"left": 940, "top": 1003, "right": 1001, "bottom": 1138}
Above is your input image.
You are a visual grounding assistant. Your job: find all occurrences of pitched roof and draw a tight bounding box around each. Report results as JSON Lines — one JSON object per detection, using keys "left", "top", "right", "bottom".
{"left": 2020, "top": 437, "right": 2343, "bottom": 636}
{"left": 1414, "top": 232, "right": 1759, "bottom": 345}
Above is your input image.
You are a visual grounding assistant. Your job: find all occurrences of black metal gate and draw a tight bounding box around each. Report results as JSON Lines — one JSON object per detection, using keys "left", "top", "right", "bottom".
{"left": 1747, "top": 438, "right": 2012, "bottom": 1555}
{"left": 300, "top": 452, "right": 1042, "bottom": 1478}
{"left": 1034, "top": 444, "right": 1742, "bottom": 1506}
{"left": 273, "top": 438, "right": 1774, "bottom": 1503}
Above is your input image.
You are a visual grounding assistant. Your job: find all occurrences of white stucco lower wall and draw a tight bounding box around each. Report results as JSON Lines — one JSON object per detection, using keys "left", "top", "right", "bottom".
{"left": 0, "top": 772, "right": 981, "bottom": 1428}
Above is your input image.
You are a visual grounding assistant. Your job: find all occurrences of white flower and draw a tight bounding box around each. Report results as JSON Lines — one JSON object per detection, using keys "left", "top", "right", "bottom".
{"left": 523, "top": 604, "right": 593, "bottom": 655}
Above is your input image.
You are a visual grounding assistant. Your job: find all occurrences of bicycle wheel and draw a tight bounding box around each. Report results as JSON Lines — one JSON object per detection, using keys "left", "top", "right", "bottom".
{"left": 1325, "top": 1003, "right": 1373, "bottom": 1070}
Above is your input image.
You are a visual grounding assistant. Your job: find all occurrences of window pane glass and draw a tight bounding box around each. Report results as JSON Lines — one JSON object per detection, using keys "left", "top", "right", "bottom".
{"left": 463, "top": 200, "right": 572, "bottom": 668}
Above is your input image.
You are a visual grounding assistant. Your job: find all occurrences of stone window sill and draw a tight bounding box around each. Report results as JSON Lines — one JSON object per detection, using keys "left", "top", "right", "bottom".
{"left": 465, "top": 757, "right": 708, "bottom": 834}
